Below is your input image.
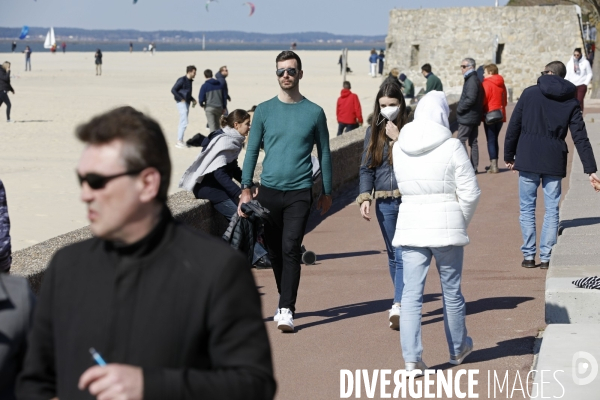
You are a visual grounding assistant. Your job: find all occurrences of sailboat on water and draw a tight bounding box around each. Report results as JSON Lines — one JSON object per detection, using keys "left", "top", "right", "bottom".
{"left": 44, "top": 27, "right": 56, "bottom": 51}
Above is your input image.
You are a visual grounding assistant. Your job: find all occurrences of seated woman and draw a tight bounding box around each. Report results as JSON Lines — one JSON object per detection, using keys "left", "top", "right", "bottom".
{"left": 392, "top": 91, "right": 481, "bottom": 372}
{"left": 180, "top": 109, "right": 269, "bottom": 268}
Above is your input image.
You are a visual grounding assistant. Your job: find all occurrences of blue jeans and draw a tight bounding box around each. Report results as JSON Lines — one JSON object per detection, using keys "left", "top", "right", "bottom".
{"left": 483, "top": 121, "right": 503, "bottom": 160}
{"left": 213, "top": 199, "right": 268, "bottom": 264}
{"left": 176, "top": 102, "right": 190, "bottom": 142}
{"left": 401, "top": 246, "right": 468, "bottom": 362}
{"left": 375, "top": 198, "right": 403, "bottom": 304}
{"left": 518, "top": 172, "right": 562, "bottom": 262}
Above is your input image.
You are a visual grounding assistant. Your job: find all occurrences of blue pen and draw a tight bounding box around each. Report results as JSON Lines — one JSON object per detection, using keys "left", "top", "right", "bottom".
{"left": 89, "top": 347, "right": 107, "bottom": 367}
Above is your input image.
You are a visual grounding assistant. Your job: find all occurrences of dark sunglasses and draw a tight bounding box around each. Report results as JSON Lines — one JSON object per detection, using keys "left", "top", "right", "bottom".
{"left": 77, "top": 170, "right": 143, "bottom": 190}
{"left": 276, "top": 68, "right": 298, "bottom": 77}
{"left": 540, "top": 70, "right": 552, "bottom": 76}
{"left": 460, "top": 65, "right": 469, "bottom": 69}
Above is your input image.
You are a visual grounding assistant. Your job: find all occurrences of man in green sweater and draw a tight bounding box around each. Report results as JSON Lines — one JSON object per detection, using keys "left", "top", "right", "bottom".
{"left": 421, "top": 63, "right": 444, "bottom": 93}
{"left": 239, "top": 51, "right": 333, "bottom": 333}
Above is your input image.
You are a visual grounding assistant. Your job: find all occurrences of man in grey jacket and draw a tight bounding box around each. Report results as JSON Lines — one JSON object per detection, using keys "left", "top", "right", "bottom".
{"left": 199, "top": 69, "right": 226, "bottom": 133}
{"left": 456, "top": 58, "right": 484, "bottom": 173}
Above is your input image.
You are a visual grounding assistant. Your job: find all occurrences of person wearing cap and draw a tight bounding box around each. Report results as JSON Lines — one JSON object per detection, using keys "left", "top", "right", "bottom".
{"left": 399, "top": 73, "right": 414, "bottom": 99}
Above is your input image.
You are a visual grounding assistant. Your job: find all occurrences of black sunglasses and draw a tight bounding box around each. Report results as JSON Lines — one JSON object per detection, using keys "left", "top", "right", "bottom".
{"left": 276, "top": 68, "right": 298, "bottom": 77}
{"left": 77, "top": 170, "right": 143, "bottom": 190}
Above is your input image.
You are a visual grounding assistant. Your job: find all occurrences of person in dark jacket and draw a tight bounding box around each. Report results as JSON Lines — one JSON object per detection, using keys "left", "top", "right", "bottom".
{"left": 399, "top": 73, "right": 414, "bottom": 99}
{"left": 0, "top": 178, "right": 11, "bottom": 271}
{"left": 199, "top": 69, "right": 227, "bottom": 134}
{"left": 456, "top": 58, "right": 484, "bottom": 172}
{"left": 24, "top": 46, "right": 31, "bottom": 71}
{"left": 421, "top": 63, "right": 443, "bottom": 93}
{"left": 336, "top": 81, "right": 363, "bottom": 136}
{"left": 378, "top": 49, "right": 385, "bottom": 75}
{"left": 179, "top": 109, "right": 269, "bottom": 268}
{"left": 0, "top": 62, "right": 15, "bottom": 122}
{"left": 0, "top": 272, "right": 35, "bottom": 400}
{"left": 17, "top": 106, "right": 276, "bottom": 400}
{"left": 215, "top": 66, "right": 231, "bottom": 113}
{"left": 171, "top": 65, "right": 197, "bottom": 149}
{"left": 357, "top": 82, "right": 406, "bottom": 330}
{"left": 94, "top": 49, "right": 102, "bottom": 76}
{"left": 504, "top": 61, "right": 600, "bottom": 270}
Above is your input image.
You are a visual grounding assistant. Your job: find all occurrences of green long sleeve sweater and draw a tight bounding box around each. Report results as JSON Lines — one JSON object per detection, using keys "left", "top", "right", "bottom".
{"left": 242, "top": 96, "right": 332, "bottom": 194}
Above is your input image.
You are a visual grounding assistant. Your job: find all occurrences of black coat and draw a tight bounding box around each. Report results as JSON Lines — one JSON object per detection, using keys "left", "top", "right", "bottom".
{"left": 457, "top": 72, "right": 483, "bottom": 126}
{"left": 171, "top": 75, "right": 195, "bottom": 104}
{"left": 504, "top": 75, "right": 597, "bottom": 177}
{"left": 0, "top": 68, "right": 13, "bottom": 93}
{"left": 17, "top": 208, "right": 276, "bottom": 400}
{"left": 222, "top": 201, "right": 270, "bottom": 265}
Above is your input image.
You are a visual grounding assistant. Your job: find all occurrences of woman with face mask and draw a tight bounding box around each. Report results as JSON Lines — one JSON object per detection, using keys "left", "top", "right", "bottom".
{"left": 357, "top": 82, "right": 406, "bottom": 330}
{"left": 565, "top": 47, "right": 593, "bottom": 112}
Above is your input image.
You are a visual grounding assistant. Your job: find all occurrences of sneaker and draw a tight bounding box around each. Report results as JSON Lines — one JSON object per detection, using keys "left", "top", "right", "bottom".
{"left": 540, "top": 261, "right": 549, "bottom": 270}
{"left": 175, "top": 140, "right": 187, "bottom": 149}
{"left": 277, "top": 308, "right": 294, "bottom": 332}
{"left": 405, "top": 360, "right": 428, "bottom": 377}
{"left": 7, "top": 120, "right": 12, "bottom": 123}
{"left": 273, "top": 308, "right": 281, "bottom": 322}
{"left": 388, "top": 303, "right": 401, "bottom": 330}
{"left": 449, "top": 336, "right": 473, "bottom": 365}
{"left": 521, "top": 259, "right": 536, "bottom": 268}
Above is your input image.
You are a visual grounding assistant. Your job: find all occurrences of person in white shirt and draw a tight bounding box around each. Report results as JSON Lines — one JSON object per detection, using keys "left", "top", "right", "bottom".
{"left": 392, "top": 91, "right": 481, "bottom": 374}
{"left": 565, "top": 47, "right": 593, "bottom": 111}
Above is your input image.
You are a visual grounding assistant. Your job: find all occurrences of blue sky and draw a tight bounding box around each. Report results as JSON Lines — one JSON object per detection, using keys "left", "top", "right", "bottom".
{"left": 2, "top": 0, "right": 509, "bottom": 36}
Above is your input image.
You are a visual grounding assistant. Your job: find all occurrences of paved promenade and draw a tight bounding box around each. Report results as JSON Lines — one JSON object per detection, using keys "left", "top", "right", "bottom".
{"left": 250, "top": 104, "right": 599, "bottom": 399}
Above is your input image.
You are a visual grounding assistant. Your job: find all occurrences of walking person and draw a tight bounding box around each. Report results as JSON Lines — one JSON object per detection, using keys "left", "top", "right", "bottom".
{"left": 171, "top": 65, "right": 197, "bottom": 148}
{"left": 378, "top": 49, "right": 385, "bottom": 76}
{"left": 129, "top": 42, "right": 133, "bottom": 53}
{"left": 179, "top": 109, "right": 270, "bottom": 268}
{"left": 336, "top": 81, "right": 363, "bottom": 136}
{"left": 215, "top": 66, "right": 232, "bottom": 114}
{"left": 393, "top": 91, "right": 481, "bottom": 372}
{"left": 23, "top": 46, "right": 31, "bottom": 71}
{"left": 481, "top": 63, "right": 507, "bottom": 174}
{"left": 565, "top": 47, "right": 593, "bottom": 112}
{"left": 0, "top": 62, "right": 15, "bottom": 123}
{"left": 456, "top": 58, "right": 484, "bottom": 173}
{"left": 357, "top": 82, "right": 406, "bottom": 330}
{"left": 17, "top": 106, "right": 276, "bottom": 400}
{"left": 369, "top": 49, "right": 378, "bottom": 77}
{"left": 239, "top": 51, "right": 333, "bottom": 332}
{"left": 199, "top": 69, "right": 226, "bottom": 134}
{"left": 421, "top": 64, "right": 443, "bottom": 93}
{"left": 94, "top": 49, "right": 102, "bottom": 76}
{"left": 504, "top": 61, "right": 600, "bottom": 269}
{"left": 11, "top": 41, "right": 16, "bottom": 53}
{"left": 61, "top": 41, "right": 66, "bottom": 53}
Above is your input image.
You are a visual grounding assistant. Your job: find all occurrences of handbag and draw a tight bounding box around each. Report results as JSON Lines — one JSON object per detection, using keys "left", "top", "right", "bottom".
{"left": 485, "top": 109, "right": 503, "bottom": 124}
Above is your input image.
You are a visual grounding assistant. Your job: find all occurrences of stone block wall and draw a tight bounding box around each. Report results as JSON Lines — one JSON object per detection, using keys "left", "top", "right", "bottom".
{"left": 385, "top": 5, "right": 585, "bottom": 98}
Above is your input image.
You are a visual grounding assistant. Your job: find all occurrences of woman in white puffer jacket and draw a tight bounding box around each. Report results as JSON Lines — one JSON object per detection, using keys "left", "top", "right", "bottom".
{"left": 392, "top": 91, "right": 481, "bottom": 373}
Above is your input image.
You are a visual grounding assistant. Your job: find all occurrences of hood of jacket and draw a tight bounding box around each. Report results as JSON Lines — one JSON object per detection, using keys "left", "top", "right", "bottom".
{"left": 204, "top": 78, "right": 221, "bottom": 87}
{"left": 215, "top": 72, "right": 226, "bottom": 84}
{"left": 340, "top": 88, "right": 352, "bottom": 98}
{"left": 398, "top": 91, "right": 452, "bottom": 156}
{"left": 537, "top": 75, "right": 576, "bottom": 101}
{"left": 484, "top": 74, "right": 505, "bottom": 88}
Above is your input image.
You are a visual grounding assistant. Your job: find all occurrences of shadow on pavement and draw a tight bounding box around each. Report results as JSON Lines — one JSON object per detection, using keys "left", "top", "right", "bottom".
{"left": 558, "top": 217, "right": 600, "bottom": 235}
{"left": 305, "top": 179, "right": 359, "bottom": 234}
{"left": 317, "top": 250, "right": 383, "bottom": 260}
{"left": 421, "top": 296, "right": 535, "bottom": 326}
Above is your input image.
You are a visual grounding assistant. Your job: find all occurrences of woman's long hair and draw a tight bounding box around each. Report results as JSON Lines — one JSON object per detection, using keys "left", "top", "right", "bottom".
{"left": 365, "top": 83, "right": 406, "bottom": 167}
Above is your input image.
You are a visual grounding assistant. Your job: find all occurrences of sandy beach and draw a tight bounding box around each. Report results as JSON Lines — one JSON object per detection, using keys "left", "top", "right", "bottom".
{"left": 0, "top": 49, "right": 386, "bottom": 250}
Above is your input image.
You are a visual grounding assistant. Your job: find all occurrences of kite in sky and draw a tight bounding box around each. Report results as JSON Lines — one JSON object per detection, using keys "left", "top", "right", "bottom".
{"left": 243, "top": 2, "right": 255, "bottom": 16}
{"left": 19, "top": 26, "right": 29, "bottom": 39}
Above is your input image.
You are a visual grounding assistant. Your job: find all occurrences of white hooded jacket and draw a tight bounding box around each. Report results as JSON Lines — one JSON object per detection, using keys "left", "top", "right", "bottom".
{"left": 392, "top": 91, "right": 481, "bottom": 248}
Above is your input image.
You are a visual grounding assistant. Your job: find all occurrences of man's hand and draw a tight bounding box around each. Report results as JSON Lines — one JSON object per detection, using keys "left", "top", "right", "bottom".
{"left": 317, "top": 194, "right": 332, "bottom": 216}
{"left": 506, "top": 162, "right": 517, "bottom": 174}
{"left": 79, "top": 364, "right": 143, "bottom": 400}
{"left": 238, "top": 188, "right": 253, "bottom": 217}
{"left": 589, "top": 173, "right": 600, "bottom": 192}
{"left": 360, "top": 201, "right": 371, "bottom": 221}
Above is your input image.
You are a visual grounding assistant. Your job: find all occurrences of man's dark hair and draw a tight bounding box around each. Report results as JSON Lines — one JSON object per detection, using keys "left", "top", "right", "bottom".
{"left": 343, "top": 81, "right": 351, "bottom": 89}
{"left": 186, "top": 65, "right": 196, "bottom": 73}
{"left": 545, "top": 61, "right": 567, "bottom": 78}
{"left": 275, "top": 51, "right": 302, "bottom": 71}
{"left": 421, "top": 63, "right": 432, "bottom": 74}
{"left": 204, "top": 69, "right": 213, "bottom": 78}
{"left": 76, "top": 106, "right": 171, "bottom": 203}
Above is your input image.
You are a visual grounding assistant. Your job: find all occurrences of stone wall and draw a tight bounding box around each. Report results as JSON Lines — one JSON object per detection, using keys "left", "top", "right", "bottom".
{"left": 385, "top": 5, "right": 585, "bottom": 98}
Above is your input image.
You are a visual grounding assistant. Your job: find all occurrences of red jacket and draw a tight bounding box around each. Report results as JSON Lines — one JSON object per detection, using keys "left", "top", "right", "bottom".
{"left": 482, "top": 74, "right": 507, "bottom": 122}
{"left": 336, "top": 89, "right": 363, "bottom": 125}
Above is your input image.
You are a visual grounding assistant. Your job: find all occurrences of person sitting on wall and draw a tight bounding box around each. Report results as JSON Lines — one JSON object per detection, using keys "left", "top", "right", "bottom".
{"left": 421, "top": 63, "right": 443, "bottom": 94}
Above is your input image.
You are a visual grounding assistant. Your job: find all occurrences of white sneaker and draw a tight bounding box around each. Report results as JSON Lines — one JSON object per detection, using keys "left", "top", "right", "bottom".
{"left": 273, "top": 308, "right": 281, "bottom": 322}
{"left": 449, "top": 336, "right": 473, "bottom": 365}
{"left": 175, "top": 140, "right": 187, "bottom": 149}
{"left": 277, "top": 308, "right": 294, "bottom": 332}
{"left": 405, "top": 360, "right": 428, "bottom": 377}
{"left": 388, "top": 303, "right": 400, "bottom": 330}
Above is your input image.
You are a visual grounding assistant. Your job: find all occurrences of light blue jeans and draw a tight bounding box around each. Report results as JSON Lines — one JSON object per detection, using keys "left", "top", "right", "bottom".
{"left": 375, "top": 198, "right": 403, "bottom": 304}
{"left": 518, "top": 172, "right": 562, "bottom": 262}
{"left": 401, "top": 246, "right": 468, "bottom": 362}
{"left": 176, "top": 102, "right": 190, "bottom": 142}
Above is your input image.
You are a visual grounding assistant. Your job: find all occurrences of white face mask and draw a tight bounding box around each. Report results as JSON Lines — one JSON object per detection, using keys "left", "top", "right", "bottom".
{"left": 377, "top": 106, "right": 400, "bottom": 125}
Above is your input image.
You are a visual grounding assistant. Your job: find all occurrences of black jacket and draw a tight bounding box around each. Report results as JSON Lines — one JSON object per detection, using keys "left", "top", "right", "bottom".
{"left": 222, "top": 201, "right": 270, "bottom": 264}
{"left": 215, "top": 72, "right": 231, "bottom": 102}
{"left": 171, "top": 75, "right": 195, "bottom": 104}
{"left": 17, "top": 207, "right": 276, "bottom": 400}
{"left": 359, "top": 127, "right": 398, "bottom": 195}
{"left": 504, "top": 75, "right": 597, "bottom": 177}
{"left": 0, "top": 179, "right": 10, "bottom": 272}
{"left": 0, "top": 68, "right": 14, "bottom": 93}
{"left": 457, "top": 72, "right": 483, "bottom": 126}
